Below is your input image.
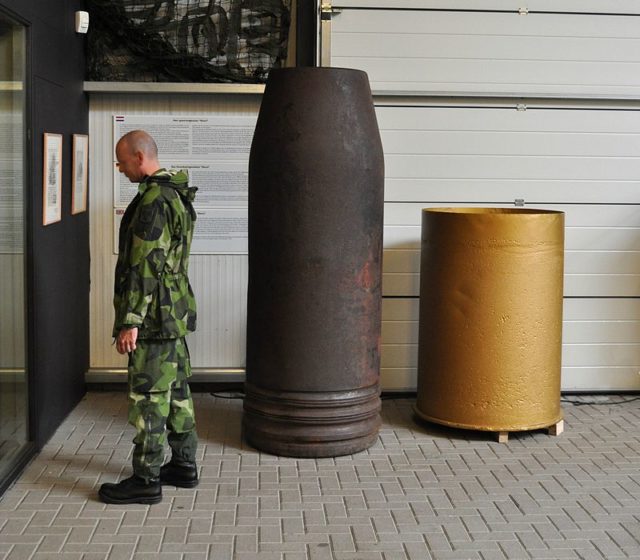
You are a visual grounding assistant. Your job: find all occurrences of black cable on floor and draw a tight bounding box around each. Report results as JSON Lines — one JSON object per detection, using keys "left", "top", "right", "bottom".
{"left": 561, "top": 395, "right": 640, "bottom": 406}
{"left": 210, "top": 392, "right": 245, "bottom": 399}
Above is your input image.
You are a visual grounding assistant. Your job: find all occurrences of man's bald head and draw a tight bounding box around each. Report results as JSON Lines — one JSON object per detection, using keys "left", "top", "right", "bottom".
{"left": 115, "top": 130, "right": 161, "bottom": 183}
{"left": 117, "top": 130, "right": 158, "bottom": 159}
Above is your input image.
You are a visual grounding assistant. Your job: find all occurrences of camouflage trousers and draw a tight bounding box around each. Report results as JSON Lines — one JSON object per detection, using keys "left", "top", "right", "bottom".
{"left": 127, "top": 338, "right": 198, "bottom": 482}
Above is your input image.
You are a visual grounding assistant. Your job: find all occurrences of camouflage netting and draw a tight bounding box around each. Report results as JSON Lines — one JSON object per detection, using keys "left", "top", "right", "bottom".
{"left": 86, "top": 0, "right": 291, "bottom": 83}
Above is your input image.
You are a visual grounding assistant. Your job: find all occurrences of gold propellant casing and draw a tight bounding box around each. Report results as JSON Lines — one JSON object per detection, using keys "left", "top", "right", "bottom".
{"left": 415, "top": 208, "right": 564, "bottom": 432}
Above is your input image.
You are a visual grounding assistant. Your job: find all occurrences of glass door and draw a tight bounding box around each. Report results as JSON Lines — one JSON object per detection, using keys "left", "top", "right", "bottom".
{"left": 0, "top": 13, "right": 28, "bottom": 484}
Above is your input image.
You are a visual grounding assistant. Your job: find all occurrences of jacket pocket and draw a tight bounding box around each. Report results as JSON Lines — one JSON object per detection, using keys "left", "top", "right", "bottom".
{"left": 157, "top": 272, "right": 190, "bottom": 337}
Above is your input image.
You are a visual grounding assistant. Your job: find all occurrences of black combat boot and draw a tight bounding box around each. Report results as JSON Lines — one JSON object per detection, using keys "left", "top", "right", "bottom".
{"left": 160, "top": 458, "right": 199, "bottom": 488}
{"left": 98, "top": 475, "right": 162, "bottom": 504}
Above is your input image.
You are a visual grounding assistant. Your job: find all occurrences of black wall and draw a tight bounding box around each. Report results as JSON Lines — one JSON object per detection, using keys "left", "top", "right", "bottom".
{"left": 296, "top": 0, "right": 316, "bottom": 67}
{"left": 0, "top": 0, "right": 89, "bottom": 449}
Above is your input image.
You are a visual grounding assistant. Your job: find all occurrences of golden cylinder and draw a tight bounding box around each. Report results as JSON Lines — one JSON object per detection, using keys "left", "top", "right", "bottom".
{"left": 415, "top": 208, "right": 565, "bottom": 432}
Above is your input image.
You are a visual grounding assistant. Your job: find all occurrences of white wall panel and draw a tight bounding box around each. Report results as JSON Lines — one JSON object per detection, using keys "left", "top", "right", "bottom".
{"left": 378, "top": 105, "right": 640, "bottom": 203}
{"left": 329, "top": 5, "right": 640, "bottom": 392}
{"left": 375, "top": 99, "right": 640, "bottom": 389}
{"left": 383, "top": 200, "right": 640, "bottom": 298}
{"left": 385, "top": 225, "right": 640, "bottom": 252}
{"left": 382, "top": 298, "right": 640, "bottom": 391}
{"left": 382, "top": 274, "right": 417, "bottom": 297}
{"left": 381, "top": 343, "right": 417, "bottom": 368}
{"left": 378, "top": 103, "right": 640, "bottom": 307}
{"left": 563, "top": 300, "right": 640, "bottom": 387}
{"left": 380, "top": 369, "right": 416, "bottom": 391}
{"left": 334, "top": 1, "right": 640, "bottom": 13}
{"left": 385, "top": 180, "right": 640, "bottom": 204}
{"left": 330, "top": 9, "right": 640, "bottom": 97}
{"left": 385, "top": 204, "right": 640, "bottom": 228}
{"left": 381, "top": 299, "right": 418, "bottom": 390}
{"left": 89, "top": 94, "right": 261, "bottom": 374}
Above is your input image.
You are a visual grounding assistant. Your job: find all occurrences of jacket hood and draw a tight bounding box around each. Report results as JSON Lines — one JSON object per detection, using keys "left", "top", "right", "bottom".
{"left": 154, "top": 169, "right": 198, "bottom": 219}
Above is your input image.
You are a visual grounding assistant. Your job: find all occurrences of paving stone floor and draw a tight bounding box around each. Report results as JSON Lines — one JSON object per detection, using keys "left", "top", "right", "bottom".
{"left": 1, "top": 392, "right": 640, "bottom": 559}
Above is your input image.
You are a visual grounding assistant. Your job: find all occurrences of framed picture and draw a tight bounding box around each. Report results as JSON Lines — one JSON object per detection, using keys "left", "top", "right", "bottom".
{"left": 42, "top": 133, "right": 62, "bottom": 226}
{"left": 72, "top": 134, "right": 89, "bottom": 215}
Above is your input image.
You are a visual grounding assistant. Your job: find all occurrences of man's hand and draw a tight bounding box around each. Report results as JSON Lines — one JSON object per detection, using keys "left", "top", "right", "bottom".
{"left": 116, "top": 327, "right": 139, "bottom": 354}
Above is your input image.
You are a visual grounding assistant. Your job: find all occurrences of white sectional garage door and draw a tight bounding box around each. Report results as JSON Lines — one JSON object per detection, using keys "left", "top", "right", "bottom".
{"left": 323, "top": 2, "right": 640, "bottom": 391}
{"left": 330, "top": 7, "right": 640, "bottom": 97}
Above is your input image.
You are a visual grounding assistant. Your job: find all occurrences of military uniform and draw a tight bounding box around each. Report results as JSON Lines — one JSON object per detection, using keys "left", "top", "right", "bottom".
{"left": 114, "top": 168, "right": 198, "bottom": 483}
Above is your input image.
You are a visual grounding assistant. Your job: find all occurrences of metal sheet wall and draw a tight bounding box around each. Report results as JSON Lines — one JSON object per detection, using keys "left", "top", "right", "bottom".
{"left": 330, "top": 8, "right": 640, "bottom": 97}
{"left": 334, "top": 1, "right": 640, "bottom": 12}
{"left": 381, "top": 298, "right": 640, "bottom": 392}
{"left": 326, "top": 3, "right": 640, "bottom": 391}
{"left": 375, "top": 100, "right": 640, "bottom": 391}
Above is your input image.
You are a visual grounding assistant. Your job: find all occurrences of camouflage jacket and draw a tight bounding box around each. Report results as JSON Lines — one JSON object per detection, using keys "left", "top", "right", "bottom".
{"left": 113, "top": 169, "right": 197, "bottom": 339}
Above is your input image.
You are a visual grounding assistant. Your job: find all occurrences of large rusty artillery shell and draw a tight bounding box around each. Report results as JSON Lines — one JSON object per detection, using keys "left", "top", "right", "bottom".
{"left": 415, "top": 208, "right": 565, "bottom": 432}
{"left": 244, "top": 67, "right": 384, "bottom": 457}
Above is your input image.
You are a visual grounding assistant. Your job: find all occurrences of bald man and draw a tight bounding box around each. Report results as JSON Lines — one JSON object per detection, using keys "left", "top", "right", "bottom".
{"left": 99, "top": 130, "right": 199, "bottom": 504}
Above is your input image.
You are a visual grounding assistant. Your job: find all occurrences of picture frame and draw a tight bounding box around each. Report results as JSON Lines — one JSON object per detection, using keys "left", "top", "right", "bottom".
{"left": 42, "top": 133, "right": 62, "bottom": 226}
{"left": 72, "top": 134, "right": 89, "bottom": 215}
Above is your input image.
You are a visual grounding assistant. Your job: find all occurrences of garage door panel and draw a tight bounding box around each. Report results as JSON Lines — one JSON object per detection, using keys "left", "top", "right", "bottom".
{"left": 336, "top": 34, "right": 640, "bottom": 64}
{"left": 382, "top": 298, "right": 640, "bottom": 346}
{"left": 380, "top": 368, "right": 417, "bottom": 392}
{"left": 382, "top": 321, "right": 418, "bottom": 345}
{"left": 561, "top": 229, "right": 640, "bottom": 251}
{"left": 383, "top": 274, "right": 418, "bottom": 297}
{"left": 565, "top": 253, "right": 640, "bottom": 275}
{"left": 564, "top": 298, "right": 640, "bottom": 320}
{"left": 561, "top": 367, "right": 640, "bottom": 391}
{"left": 345, "top": 56, "right": 640, "bottom": 81}
{"left": 381, "top": 343, "right": 418, "bottom": 368}
{"left": 384, "top": 204, "right": 640, "bottom": 228}
{"left": 380, "top": 297, "right": 640, "bottom": 389}
{"left": 384, "top": 274, "right": 640, "bottom": 299}
{"left": 383, "top": 249, "right": 420, "bottom": 273}
{"left": 563, "top": 344, "right": 640, "bottom": 367}
{"left": 332, "top": 9, "right": 640, "bottom": 96}
{"left": 563, "top": 322, "right": 640, "bottom": 344}
{"left": 334, "top": 6, "right": 640, "bottom": 391}
{"left": 383, "top": 270, "right": 640, "bottom": 299}
{"left": 334, "top": 9, "right": 640, "bottom": 39}
{"left": 381, "top": 130, "right": 640, "bottom": 158}
{"left": 338, "top": 1, "right": 640, "bottom": 15}
{"left": 564, "top": 276, "right": 640, "bottom": 297}
{"left": 377, "top": 107, "right": 640, "bottom": 198}
{"left": 382, "top": 298, "right": 640, "bottom": 338}
{"left": 386, "top": 224, "right": 640, "bottom": 251}
{"left": 382, "top": 298, "right": 419, "bottom": 321}
{"left": 384, "top": 226, "right": 421, "bottom": 249}
{"left": 341, "top": 58, "right": 640, "bottom": 96}
{"left": 385, "top": 180, "right": 640, "bottom": 204}
{"left": 383, "top": 202, "right": 640, "bottom": 297}
{"left": 385, "top": 155, "right": 640, "bottom": 181}
{"left": 376, "top": 106, "right": 640, "bottom": 134}
{"left": 383, "top": 248, "right": 640, "bottom": 275}
{"left": 380, "top": 367, "right": 640, "bottom": 392}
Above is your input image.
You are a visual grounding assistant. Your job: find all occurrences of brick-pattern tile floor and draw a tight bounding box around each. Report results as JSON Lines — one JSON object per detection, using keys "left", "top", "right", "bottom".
{"left": 1, "top": 392, "right": 640, "bottom": 559}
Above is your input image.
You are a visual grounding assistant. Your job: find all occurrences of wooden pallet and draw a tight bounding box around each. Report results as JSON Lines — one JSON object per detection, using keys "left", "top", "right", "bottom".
{"left": 496, "top": 419, "right": 564, "bottom": 443}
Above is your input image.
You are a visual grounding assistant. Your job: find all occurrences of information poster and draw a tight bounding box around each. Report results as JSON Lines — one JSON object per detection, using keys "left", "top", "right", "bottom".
{"left": 113, "top": 114, "right": 256, "bottom": 254}
{"left": 43, "top": 133, "right": 62, "bottom": 226}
